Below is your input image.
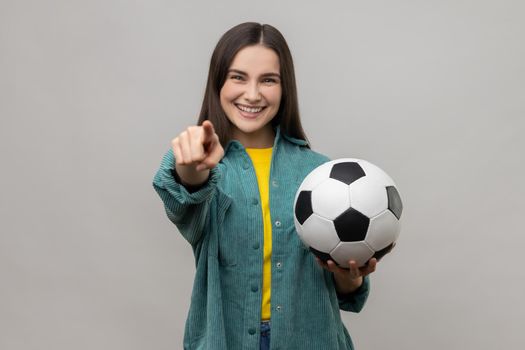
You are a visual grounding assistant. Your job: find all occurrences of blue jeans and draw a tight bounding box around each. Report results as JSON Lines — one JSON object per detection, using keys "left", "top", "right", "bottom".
{"left": 260, "top": 321, "right": 271, "bottom": 350}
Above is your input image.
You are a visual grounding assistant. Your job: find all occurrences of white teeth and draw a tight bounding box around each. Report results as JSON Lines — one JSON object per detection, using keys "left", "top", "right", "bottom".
{"left": 237, "top": 104, "right": 263, "bottom": 113}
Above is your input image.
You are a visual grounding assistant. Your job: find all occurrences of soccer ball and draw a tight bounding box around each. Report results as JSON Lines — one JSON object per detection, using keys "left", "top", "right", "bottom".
{"left": 293, "top": 158, "right": 403, "bottom": 268}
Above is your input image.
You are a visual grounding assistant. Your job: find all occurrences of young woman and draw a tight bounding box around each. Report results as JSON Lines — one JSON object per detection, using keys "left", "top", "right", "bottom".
{"left": 153, "top": 22, "right": 377, "bottom": 350}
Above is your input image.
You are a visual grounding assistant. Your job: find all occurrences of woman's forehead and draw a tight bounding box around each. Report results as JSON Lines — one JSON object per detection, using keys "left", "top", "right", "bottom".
{"left": 229, "top": 45, "right": 280, "bottom": 74}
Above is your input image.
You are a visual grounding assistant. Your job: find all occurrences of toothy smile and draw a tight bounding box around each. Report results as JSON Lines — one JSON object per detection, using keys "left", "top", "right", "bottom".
{"left": 235, "top": 104, "right": 266, "bottom": 113}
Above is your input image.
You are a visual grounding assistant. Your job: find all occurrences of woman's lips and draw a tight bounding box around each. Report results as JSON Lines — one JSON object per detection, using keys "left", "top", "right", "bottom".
{"left": 235, "top": 103, "right": 266, "bottom": 119}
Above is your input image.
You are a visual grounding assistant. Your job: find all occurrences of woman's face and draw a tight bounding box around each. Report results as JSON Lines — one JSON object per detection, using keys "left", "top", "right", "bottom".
{"left": 220, "top": 45, "right": 282, "bottom": 148}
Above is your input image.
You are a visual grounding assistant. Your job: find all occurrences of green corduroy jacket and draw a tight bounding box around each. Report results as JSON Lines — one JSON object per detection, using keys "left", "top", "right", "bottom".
{"left": 153, "top": 127, "right": 370, "bottom": 350}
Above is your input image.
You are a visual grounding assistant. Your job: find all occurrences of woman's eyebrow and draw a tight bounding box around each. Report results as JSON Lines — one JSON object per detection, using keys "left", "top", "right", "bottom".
{"left": 228, "top": 69, "right": 246, "bottom": 75}
{"left": 228, "top": 69, "right": 280, "bottom": 78}
{"left": 261, "top": 72, "right": 281, "bottom": 78}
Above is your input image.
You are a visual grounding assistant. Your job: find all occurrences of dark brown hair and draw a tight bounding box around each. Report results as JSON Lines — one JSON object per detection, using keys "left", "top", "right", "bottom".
{"left": 197, "top": 22, "right": 309, "bottom": 147}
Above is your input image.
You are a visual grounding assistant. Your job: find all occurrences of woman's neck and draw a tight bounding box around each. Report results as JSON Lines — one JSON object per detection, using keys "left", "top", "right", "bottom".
{"left": 233, "top": 126, "right": 275, "bottom": 149}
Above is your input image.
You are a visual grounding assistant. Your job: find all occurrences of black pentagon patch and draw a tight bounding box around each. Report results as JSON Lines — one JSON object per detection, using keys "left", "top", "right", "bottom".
{"left": 309, "top": 247, "right": 338, "bottom": 265}
{"left": 295, "top": 191, "right": 313, "bottom": 225}
{"left": 333, "top": 208, "right": 369, "bottom": 242}
{"left": 373, "top": 242, "right": 395, "bottom": 261}
{"left": 386, "top": 186, "right": 403, "bottom": 219}
{"left": 329, "top": 162, "right": 366, "bottom": 185}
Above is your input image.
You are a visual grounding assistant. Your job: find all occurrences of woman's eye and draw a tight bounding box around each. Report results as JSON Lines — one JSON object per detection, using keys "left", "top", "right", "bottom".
{"left": 262, "top": 78, "right": 278, "bottom": 84}
{"left": 230, "top": 75, "right": 243, "bottom": 81}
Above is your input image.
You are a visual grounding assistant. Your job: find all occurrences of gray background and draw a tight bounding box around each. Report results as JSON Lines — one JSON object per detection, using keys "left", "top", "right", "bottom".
{"left": 1, "top": 0, "right": 524, "bottom": 349}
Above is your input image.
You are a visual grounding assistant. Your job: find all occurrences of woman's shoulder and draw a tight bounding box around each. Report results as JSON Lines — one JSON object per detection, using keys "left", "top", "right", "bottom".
{"left": 292, "top": 144, "right": 331, "bottom": 166}
{"left": 279, "top": 133, "right": 330, "bottom": 164}
{"left": 304, "top": 146, "right": 330, "bottom": 162}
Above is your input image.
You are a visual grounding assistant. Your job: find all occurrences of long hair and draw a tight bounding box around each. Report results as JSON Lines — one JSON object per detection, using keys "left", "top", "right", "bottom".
{"left": 197, "top": 22, "right": 309, "bottom": 147}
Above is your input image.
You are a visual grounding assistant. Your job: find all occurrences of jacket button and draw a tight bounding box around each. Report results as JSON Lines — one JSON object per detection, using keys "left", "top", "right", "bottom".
{"left": 275, "top": 220, "right": 281, "bottom": 227}
{"left": 251, "top": 285, "right": 258, "bottom": 292}
{"left": 252, "top": 242, "right": 260, "bottom": 250}
{"left": 248, "top": 327, "right": 256, "bottom": 335}
{"left": 252, "top": 198, "right": 259, "bottom": 205}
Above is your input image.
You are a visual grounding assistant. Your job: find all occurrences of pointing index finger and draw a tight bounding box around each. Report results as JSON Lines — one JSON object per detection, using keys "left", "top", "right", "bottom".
{"left": 202, "top": 120, "right": 215, "bottom": 141}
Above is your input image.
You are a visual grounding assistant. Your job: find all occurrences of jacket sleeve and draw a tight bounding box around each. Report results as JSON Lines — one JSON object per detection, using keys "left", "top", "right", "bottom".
{"left": 152, "top": 148, "right": 221, "bottom": 246}
{"left": 334, "top": 275, "right": 370, "bottom": 313}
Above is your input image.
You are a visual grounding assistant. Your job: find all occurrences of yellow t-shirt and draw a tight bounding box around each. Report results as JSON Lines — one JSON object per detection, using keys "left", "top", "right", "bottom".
{"left": 245, "top": 147, "right": 273, "bottom": 321}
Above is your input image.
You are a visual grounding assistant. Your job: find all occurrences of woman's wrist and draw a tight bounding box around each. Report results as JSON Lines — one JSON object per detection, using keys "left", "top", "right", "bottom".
{"left": 174, "top": 164, "right": 210, "bottom": 186}
{"left": 333, "top": 273, "right": 363, "bottom": 295}
{"left": 171, "top": 166, "right": 210, "bottom": 193}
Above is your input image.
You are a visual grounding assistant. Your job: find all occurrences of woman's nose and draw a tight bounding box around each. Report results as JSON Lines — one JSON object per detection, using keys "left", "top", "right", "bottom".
{"left": 244, "top": 81, "right": 262, "bottom": 102}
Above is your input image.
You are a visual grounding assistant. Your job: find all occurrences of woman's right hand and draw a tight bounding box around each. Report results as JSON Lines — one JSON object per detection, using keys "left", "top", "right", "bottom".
{"left": 171, "top": 120, "right": 224, "bottom": 186}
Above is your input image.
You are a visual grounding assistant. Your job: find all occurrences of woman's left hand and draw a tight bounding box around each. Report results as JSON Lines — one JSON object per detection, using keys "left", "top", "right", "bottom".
{"left": 315, "top": 257, "right": 377, "bottom": 294}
